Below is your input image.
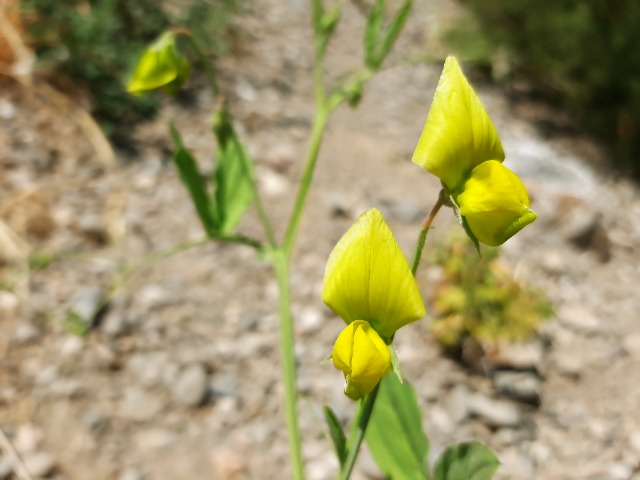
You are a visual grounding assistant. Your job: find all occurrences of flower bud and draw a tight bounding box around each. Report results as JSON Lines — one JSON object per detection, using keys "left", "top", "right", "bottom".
{"left": 127, "top": 32, "right": 191, "bottom": 95}
{"left": 456, "top": 160, "right": 537, "bottom": 246}
{"left": 332, "top": 320, "right": 391, "bottom": 400}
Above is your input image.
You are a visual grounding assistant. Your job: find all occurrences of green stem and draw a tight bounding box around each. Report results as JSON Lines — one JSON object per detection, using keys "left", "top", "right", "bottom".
{"left": 274, "top": 254, "right": 305, "bottom": 480}
{"left": 180, "top": 32, "right": 221, "bottom": 97}
{"left": 339, "top": 384, "right": 380, "bottom": 480}
{"left": 282, "top": 109, "right": 328, "bottom": 256}
{"left": 410, "top": 193, "right": 444, "bottom": 275}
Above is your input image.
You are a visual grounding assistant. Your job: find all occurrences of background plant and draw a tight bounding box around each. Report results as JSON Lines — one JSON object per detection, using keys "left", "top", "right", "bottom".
{"left": 428, "top": 233, "right": 552, "bottom": 354}
{"left": 444, "top": 0, "right": 640, "bottom": 175}
{"left": 20, "top": 0, "right": 244, "bottom": 146}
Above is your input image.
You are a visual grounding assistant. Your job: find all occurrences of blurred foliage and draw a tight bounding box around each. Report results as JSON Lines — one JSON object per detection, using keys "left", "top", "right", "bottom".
{"left": 428, "top": 234, "right": 552, "bottom": 352}
{"left": 445, "top": 1, "right": 640, "bottom": 175}
{"left": 21, "top": 0, "right": 244, "bottom": 146}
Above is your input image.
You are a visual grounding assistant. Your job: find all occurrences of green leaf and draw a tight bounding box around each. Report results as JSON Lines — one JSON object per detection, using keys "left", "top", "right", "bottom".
{"left": 169, "top": 124, "right": 217, "bottom": 237}
{"left": 364, "top": 0, "right": 385, "bottom": 69}
{"left": 323, "top": 406, "right": 347, "bottom": 467}
{"left": 366, "top": 374, "right": 429, "bottom": 479}
{"left": 378, "top": 0, "right": 413, "bottom": 64}
{"left": 432, "top": 442, "right": 500, "bottom": 480}
{"left": 212, "top": 108, "right": 255, "bottom": 235}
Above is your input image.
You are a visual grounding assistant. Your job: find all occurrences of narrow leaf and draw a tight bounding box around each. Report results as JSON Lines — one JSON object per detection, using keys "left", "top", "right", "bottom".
{"left": 433, "top": 442, "right": 500, "bottom": 480}
{"left": 169, "top": 124, "right": 217, "bottom": 237}
{"left": 366, "top": 374, "right": 429, "bottom": 479}
{"left": 364, "top": 0, "right": 385, "bottom": 69}
{"left": 378, "top": 0, "right": 413, "bottom": 64}
{"left": 212, "top": 109, "right": 255, "bottom": 235}
{"left": 323, "top": 406, "right": 347, "bottom": 467}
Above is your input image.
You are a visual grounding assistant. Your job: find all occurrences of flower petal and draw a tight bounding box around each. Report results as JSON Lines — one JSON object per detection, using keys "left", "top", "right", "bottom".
{"left": 412, "top": 56, "right": 505, "bottom": 192}
{"left": 456, "top": 160, "right": 537, "bottom": 246}
{"left": 127, "top": 32, "right": 190, "bottom": 95}
{"left": 322, "top": 209, "right": 425, "bottom": 339}
{"left": 332, "top": 320, "right": 391, "bottom": 400}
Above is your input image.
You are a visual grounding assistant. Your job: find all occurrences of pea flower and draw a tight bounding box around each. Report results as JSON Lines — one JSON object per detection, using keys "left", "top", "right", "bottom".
{"left": 412, "top": 56, "right": 536, "bottom": 246}
{"left": 127, "top": 32, "right": 191, "bottom": 95}
{"left": 323, "top": 209, "right": 425, "bottom": 399}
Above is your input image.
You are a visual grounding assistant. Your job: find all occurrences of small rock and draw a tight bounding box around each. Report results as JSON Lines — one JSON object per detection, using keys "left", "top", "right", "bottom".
{"left": 629, "top": 431, "right": 640, "bottom": 454}
{"left": 83, "top": 410, "right": 108, "bottom": 431}
{"left": 78, "top": 214, "right": 108, "bottom": 244}
{"left": 444, "top": 385, "right": 469, "bottom": 424}
{"left": 14, "top": 424, "right": 43, "bottom": 453}
{"left": 0, "top": 291, "right": 19, "bottom": 315}
{"left": 134, "top": 429, "right": 175, "bottom": 452}
{"left": 23, "top": 451, "right": 56, "bottom": 477}
{"left": 0, "top": 99, "right": 16, "bottom": 119}
{"left": 212, "top": 449, "right": 246, "bottom": 480}
{"left": 136, "top": 284, "right": 170, "bottom": 310}
{"left": 493, "top": 371, "right": 542, "bottom": 405}
{"left": 68, "top": 287, "right": 106, "bottom": 329}
{"left": 622, "top": 333, "right": 640, "bottom": 359}
{"left": 563, "top": 209, "right": 611, "bottom": 261}
{"left": 60, "top": 335, "right": 84, "bottom": 360}
{"left": 554, "top": 351, "right": 583, "bottom": 379}
{"left": 0, "top": 455, "right": 13, "bottom": 480}
{"left": 608, "top": 463, "right": 634, "bottom": 480}
{"left": 466, "top": 393, "right": 522, "bottom": 428}
{"left": 119, "top": 388, "right": 164, "bottom": 421}
{"left": 10, "top": 322, "right": 40, "bottom": 345}
{"left": 119, "top": 468, "right": 147, "bottom": 480}
{"left": 297, "top": 307, "right": 323, "bottom": 335}
{"left": 258, "top": 167, "right": 290, "bottom": 198}
{"left": 484, "top": 340, "right": 544, "bottom": 370}
{"left": 172, "top": 363, "right": 208, "bottom": 407}
{"left": 261, "top": 143, "right": 296, "bottom": 172}
{"left": 101, "top": 312, "right": 128, "bottom": 337}
{"left": 556, "top": 304, "right": 600, "bottom": 333}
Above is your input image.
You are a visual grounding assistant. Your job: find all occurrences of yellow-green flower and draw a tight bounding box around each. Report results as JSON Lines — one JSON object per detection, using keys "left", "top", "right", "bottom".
{"left": 412, "top": 56, "right": 536, "bottom": 246}
{"left": 332, "top": 320, "right": 391, "bottom": 400}
{"left": 412, "top": 56, "right": 504, "bottom": 193}
{"left": 323, "top": 209, "right": 425, "bottom": 399}
{"left": 127, "top": 32, "right": 191, "bottom": 95}
{"left": 457, "top": 160, "right": 537, "bottom": 246}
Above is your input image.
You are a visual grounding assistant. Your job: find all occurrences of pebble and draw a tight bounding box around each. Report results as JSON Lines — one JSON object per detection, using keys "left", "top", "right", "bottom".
{"left": 78, "top": 213, "right": 108, "bottom": 244}
{"left": 119, "top": 468, "right": 147, "bottom": 480}
{"left": 493, "top": 371, "right": 542, "bottom": 405}
{"left": 172, "top": 363, "right": 208, "bottom": 407}
{"left": 622, "top": 333, "right": 640, "bottom": 359}
{"left": 553, "top": 351, "right": 584, "bottom": 378}
{"left": 59, "top": 335, "right": 85, "bottom": 361}
{"left": 136, "top": 284, "right": 170, "bottom": 310}
{"left": 119, "top": 388, "right": 164, "bottom": 421}
{"left": 258, "top": 167, "right": 290, "bottom": 198}
{"left": 13, "top": 424, "right": 43, "bottom": 453}
{"left": 484, "top": 340, "right": 544, "bottom": 370}
{"left": 0, "top": 455, "right": 13, "bottom": 480}
{"left": 68, "top": 287, "right": 106, "bottom": 329}
{"left": 83, "top": 410, "right": 108, "bottom": 431}
{"left": 23, "top": 451, "right": 56, "bottom": 477}
{"left": 297, "top": 307, "right": 323, "bottom": 335}
{"left": 134, "top": 429, "right": 175, "bottom": 452}
{"left": 0, "top": 291, "right": 19, "bottom": 315}
{"left": 10, "top": 322, "right": 40, "bottom": 345}
{"left": 443, "top": 385, "right": 469, "bottom": 424}
{"left": 556, "top": 304, "right": 601, "bottom": 333}
{"left": 466, "top": 393, "right": 522, "bottom": 428}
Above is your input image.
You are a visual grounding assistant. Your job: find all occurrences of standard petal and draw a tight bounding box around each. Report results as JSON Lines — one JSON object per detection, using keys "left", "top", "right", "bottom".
{"left": 412, "top": 56, "right": 505, "bottom": 192}
{"left": 322, "top": 209, "right": 426, "bottom": 339}
{"left": 456, "top": 160, "right": 537, "bottom": 246}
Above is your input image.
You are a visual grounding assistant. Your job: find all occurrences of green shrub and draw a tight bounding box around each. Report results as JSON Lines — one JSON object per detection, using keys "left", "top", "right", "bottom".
{"left": 445, "top": 0, "right": 640, "bottom": 174}
{"left": 427, "top": 234, "right": 552, "bottom": 353}
{"left": 21, "top": 0, "right": 243, "bottom": 146}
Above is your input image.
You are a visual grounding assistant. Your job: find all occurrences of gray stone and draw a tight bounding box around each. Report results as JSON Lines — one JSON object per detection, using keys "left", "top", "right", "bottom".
{"left": 0, "top": 291, "right": 19, "bottom": 315}
{"left": 466, "top": 393, "right": 522, "bottom": 428}
{"left": 0, "top": 455, "right": 13, "bottom": 480}
{"left": 444, "top": 385, "right": 469, "bottom": 424}
{"left": 172, "top": 363, "right": 208, "bottom": 407}
{"left": 494, "top": 371, "right": 542, "bottom": 405}
{"left": 119, "top": 388, "right": 164, "bottom": 421}
{"left": 297, "top": 307, "right": 323, "bottom": 335}
{"left": 59, "top": 335, "right": 84, "bottom": 361}
{"left": 23, "top": 451, "right": 56, "bottom": 477}
{"left": 10, "top": 322, "right": 40, "bottom": 346}
{"left": 119, "top": 468, "right": 147, "bottom": 480}
{"left": 483, "top": 340, "right": 544, "bottom": 370}
{"left": 13, "top": 424, "right": 43, "bottom": 453}
{"left": 68, "top": 287, "right": 106, "bottom": 329}
{"left": 557, "top": 304, "right": 601, "bottom": 333}
{"left": 78, "top": 214, "right": 108, "bottom": 244}
{"left": 136, "top": 284, "right": 170, "bottom": 310}
{"left": 83, "top": 410, "right": 108, "bottom": 431}
{"left": 554, "top": 351, "right": 583, "bottom": 378}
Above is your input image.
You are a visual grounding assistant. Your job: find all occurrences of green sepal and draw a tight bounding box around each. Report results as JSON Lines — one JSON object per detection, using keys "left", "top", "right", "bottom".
{"left": 323, "top": 406, "right": 347, "bottom": 467}
{"left": 433, "top": 441, "right": 500, "bottom": 480}
{"left": 388, "top": 343, "right": 403, "bottom": 383}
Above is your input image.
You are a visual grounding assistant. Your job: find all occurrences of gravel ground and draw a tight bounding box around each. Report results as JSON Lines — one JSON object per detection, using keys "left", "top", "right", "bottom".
{"left": 2, "top": 1, "right": 640, "bottom": 479}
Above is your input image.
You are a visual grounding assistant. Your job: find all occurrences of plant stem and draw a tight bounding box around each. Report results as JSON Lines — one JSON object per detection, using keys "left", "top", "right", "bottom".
{"left": 339, "top": 384, "right": 380, "bottom": 480}
{"left": 410, "top": 193, "right": 444, "bottom": 275}
{"left": 274, "top": 253, "right": 305, "bottom": 480}
{"left": 181, "top": 32, "right": 221, "bottom": 97}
